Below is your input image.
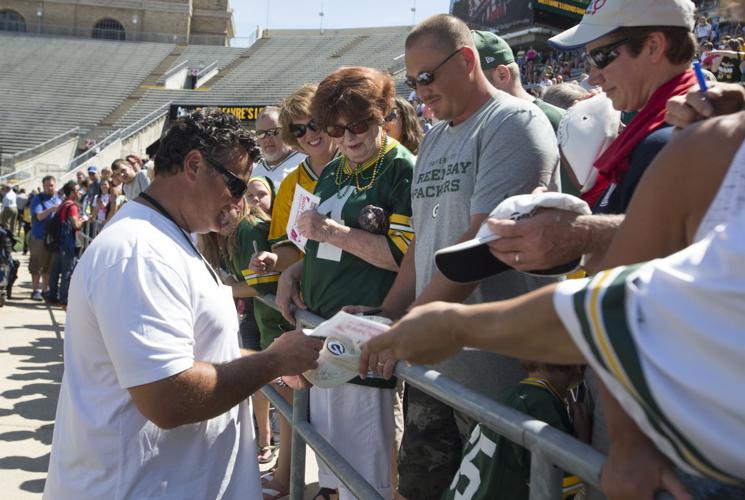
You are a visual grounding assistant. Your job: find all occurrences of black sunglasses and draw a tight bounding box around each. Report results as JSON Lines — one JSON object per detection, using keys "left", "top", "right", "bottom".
{"left": 324, "top": 117, "right": 376, "bottom": 138}
{"left": 289, "top": 120, "right": 319, "bottom": 138}
{"left": 586, "top": 38, "right": 630, "bottom": 69}
{"left": 204, "top": 157, "right": 248, "bottom": 198}
{"left": 405, "top": 48, "right": 462, "bottom": 90}
{"left": 256, "top": 127, "right": 281, "bottom": 139}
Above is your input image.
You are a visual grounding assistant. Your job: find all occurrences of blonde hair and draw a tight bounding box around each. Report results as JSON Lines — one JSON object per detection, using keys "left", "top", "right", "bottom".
{"left": 198, "top": 202, "right": 271, "bottom": 271}
{"left": 279, "top": 84, "right": 318, "bottom": 150}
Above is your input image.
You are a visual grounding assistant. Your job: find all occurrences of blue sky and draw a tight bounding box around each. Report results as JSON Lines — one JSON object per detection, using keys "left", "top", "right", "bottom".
{"left": 232, "top": 0, "right": 452, "bottom": 38}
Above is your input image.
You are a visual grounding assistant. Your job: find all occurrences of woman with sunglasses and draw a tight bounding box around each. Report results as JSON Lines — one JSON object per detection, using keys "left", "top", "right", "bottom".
{"left": 251, "top": 84, "right": 339, "bottom": 278}
{"left": 384, "top": 96, "right": 424, "bottom": 156}
{"left": 275, "top": 66, "right": 415, "bottom": 500}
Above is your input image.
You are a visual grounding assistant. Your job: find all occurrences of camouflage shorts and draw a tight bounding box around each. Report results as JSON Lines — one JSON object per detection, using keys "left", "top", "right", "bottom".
{"left": 397, "top": 385, "right": 474, "bottom": 499}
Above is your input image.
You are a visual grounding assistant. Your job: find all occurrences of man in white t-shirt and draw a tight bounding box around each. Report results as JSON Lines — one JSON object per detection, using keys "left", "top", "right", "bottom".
{"left": 44, "top": 110, "right": 323, "bottom": 500}
{"left": 252, "top": 106, "right": 306, "bottom": 187}
{"left": 1, "top": 185, "right": 18, "bottom": 231}
{"left": 112, "top": 158, "right": 151, "bottom": 201}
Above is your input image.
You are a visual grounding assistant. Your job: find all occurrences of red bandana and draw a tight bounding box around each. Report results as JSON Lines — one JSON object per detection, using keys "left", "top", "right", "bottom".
{"left": 583, "top": 70, "right": 697, "bottom": 207}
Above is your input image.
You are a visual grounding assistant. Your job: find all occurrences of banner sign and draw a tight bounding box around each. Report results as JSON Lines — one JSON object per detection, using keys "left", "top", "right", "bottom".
{"left": 168, "top": 104, "right": 266, "bottom": 123}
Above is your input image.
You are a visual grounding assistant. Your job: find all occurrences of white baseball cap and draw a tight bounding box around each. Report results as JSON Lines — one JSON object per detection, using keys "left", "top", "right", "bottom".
{"left": 302, "top": 312, "right": 391, "bottom": 388}
{"left": 434, "top": 192, "right": 592, "bottom": 283}
{"left": 549, "top": 0, "right": 696, "bottom": 51}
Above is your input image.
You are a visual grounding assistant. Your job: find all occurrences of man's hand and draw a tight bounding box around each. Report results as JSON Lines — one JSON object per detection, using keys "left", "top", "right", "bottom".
{"left": 250, "top": 251, "right": 278, "bottom": 274}
{"left": 361, "top": 302, "right": 464, "bottom": 378}
{"left": 281, "top": 374, "right": 313, "bottom": 390}
{"left": 264, "top": 330, "right": 323, "bottom": 376}
{"left": 297, "top": 210, "right": 338, "bottom": 243}
{"left": 275, "top": 261, "right": 305, "bottom": 324}
{"left": 666, "top": 83, "right": 745, "bottom": 129}
{"left": 601, "top": 427, "right": 692, "bottom": 500}
{"left": 486, "top": 209, "right": 587, "bottom": 272}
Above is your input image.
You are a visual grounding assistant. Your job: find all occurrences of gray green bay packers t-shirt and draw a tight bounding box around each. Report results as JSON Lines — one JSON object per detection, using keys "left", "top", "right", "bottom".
{"left": 412, "top": 92, "right": 560, "bottom": 399}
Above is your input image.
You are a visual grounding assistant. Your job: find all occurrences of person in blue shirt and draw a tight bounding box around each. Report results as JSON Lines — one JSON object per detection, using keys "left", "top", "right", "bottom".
{"left": 28, "top": 175, "right": 61, "bottom": 300}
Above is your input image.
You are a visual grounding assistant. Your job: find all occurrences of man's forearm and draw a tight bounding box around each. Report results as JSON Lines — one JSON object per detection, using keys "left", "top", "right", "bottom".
{"left": 453, "top": 284, "right": 584, "bottom": 364}
{"left": 578, "top": 214, "right": 625, "bottom": 274}
{"left": 129, "top": 350, "right": 283, "bottom": 429}
{"left": 230, "top": 281, "right": 258, "bottom": 298}
{"left": 380, "top": 237, "right": 417, "bottom": 319}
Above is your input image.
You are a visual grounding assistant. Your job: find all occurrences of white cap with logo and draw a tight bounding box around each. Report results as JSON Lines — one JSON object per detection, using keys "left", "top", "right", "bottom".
{"left": 549, "top": 0, "right": 696, "bottom": 51}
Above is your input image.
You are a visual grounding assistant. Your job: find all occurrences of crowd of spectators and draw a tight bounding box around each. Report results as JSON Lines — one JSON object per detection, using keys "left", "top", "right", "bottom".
{"left": 5, "top": 0, "right": 745, "bottom": 499}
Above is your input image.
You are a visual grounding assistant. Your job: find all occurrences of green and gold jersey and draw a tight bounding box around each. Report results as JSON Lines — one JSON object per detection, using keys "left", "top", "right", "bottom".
{"left": 301, "top": 140, "right": 414, "bottom": 387}
{"left": 443, "top": 378, "right": 583, "bottom": 500}
{"left": 230, "top": 218, "right": 293, "bottom": 349}
{"left": 269, "top": 159, "right": 320, "bottom": 250}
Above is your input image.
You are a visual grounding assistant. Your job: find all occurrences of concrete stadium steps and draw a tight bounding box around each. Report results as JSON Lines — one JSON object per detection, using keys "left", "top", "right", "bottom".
{"left": 0, "top": 33, "right": 175, "bottom": 155}
{"left": 109, "top": 31, "right": 410, "bottom": 131}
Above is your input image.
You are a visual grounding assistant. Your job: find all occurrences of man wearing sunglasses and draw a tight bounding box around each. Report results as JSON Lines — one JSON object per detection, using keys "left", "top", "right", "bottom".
{"left": 484, "top": 1, "right": 699, "bottom": 498}
{"left": 361, "top": 14, "right": 560, "bottom": 499}
{"left": 253, "top": 106, "right": 307, "bottom": 186}
{"left": 44, "top": 110, "right": 323, "bottom": 500}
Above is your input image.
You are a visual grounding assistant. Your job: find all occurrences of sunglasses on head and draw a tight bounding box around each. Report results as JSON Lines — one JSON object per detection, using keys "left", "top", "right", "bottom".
{"left": 256, "top": 127, "right": 281, "bottom": 139}
{"left": 324, "top": 117, "right": 376, "bottom": 138}
{"left": 405, "top": 47, "right": 463, "bottom": 90}
{"left": 204, "top": 157, "right": 248, "bottom": 198}
{"left": 585, "top": 38, "right": 630, "bottom": 69}
{"left": 289, "top": 120, "right": 319, "bottom": 138}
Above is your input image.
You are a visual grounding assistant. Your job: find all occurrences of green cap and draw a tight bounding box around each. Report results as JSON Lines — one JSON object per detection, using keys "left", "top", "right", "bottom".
{"left": 471, "top": 30, "right": 515, "bottom": 69}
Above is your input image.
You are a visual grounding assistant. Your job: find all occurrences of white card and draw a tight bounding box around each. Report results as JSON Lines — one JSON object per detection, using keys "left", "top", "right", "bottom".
{"left": 286, "top": 185, "right": 320, "bottom": 252}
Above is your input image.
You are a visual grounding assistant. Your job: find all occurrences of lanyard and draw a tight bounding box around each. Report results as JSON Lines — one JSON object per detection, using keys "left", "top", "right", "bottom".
{"left": 138, "top": 192, "right": 220, "bottom": 285}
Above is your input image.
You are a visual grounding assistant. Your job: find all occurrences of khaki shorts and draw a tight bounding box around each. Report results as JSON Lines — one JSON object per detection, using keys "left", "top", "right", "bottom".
{"left": 28, "top": 236, "right": 54, "bottom": 275}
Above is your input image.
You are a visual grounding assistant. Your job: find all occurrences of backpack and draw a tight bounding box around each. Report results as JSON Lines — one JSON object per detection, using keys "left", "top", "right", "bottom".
{"left": 44, "top": 201, "right": 75, "bottom": 253}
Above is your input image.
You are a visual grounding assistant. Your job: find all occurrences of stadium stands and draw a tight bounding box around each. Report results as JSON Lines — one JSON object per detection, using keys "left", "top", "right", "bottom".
{"left": 0, "top": 33, "right": 175, "bottom": 155}
{"left": 0, "top": 27, "right": 410, "bottom": 167}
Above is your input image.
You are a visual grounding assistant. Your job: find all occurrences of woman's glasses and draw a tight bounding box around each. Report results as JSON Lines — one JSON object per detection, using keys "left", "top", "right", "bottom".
{"left": 405, "top": 48, "right": 462, "bottom": 90}
{"left": 324, "top": 117, "right": 375, "bottom": 138}
{"left": 585, "top": 38, "right": 630, "bottom": 69}
{"left": 289, "top": 120, "right": 319, "bottom": 138}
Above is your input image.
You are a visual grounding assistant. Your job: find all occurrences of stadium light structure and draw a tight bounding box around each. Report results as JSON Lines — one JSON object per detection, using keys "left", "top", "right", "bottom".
{"left": 411, "top": 0, "right": 417, "bottom": 25}
{"left": 319, "top": 1, "right": 325, "bottom": 35}
{"left": 36, "top": 4, "right": 42, "bottom": 34}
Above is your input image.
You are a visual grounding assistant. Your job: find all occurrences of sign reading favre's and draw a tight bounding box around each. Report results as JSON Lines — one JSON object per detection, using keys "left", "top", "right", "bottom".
{"left": 169, "top": 104, "right": 266, "bottom": 123}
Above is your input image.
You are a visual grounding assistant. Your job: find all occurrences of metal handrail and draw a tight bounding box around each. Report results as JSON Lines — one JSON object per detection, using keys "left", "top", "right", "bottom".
{"left": 10, "top": 127, "right": 81, "bottom": 163}
{"left": 255, "top": 294, "right": 676, "bottom": 500}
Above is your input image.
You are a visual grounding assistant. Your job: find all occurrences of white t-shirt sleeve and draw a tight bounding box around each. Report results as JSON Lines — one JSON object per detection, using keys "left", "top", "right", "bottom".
{"left": 90, "top": 254, "right": 195, "bottom": 389}
{"left": 470, "top": 107, "right": 559, "bottom": 216}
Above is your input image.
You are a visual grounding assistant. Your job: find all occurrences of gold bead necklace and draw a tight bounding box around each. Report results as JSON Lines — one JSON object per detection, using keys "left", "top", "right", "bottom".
{"left": 334, "top": 133, "right": 388, "bottom": 193}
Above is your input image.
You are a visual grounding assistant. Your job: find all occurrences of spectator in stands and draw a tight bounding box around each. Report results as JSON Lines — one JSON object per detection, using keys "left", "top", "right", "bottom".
{"left": 75, "top": 170, "right": 86, "bottom": 186}
{"left": 100, "top": 167, "right": 113, "bottom": 183}
{"left": 253, "top": 106, "right": 307, "bottom": 186}
{"left": 352, "top": 14, "right": 559, "bottom": 499}
{"left": 28, "top": 175, "right": 60, "bottom": 301}
{"left": 0, "top": 185, "right": 18, "bottom": 234}
{"left": 44, "top": 109, "right": 323, "bottom": 499}
{"left": 541, "top": 82, "right": 594, "bottom": 110}
{"left": 442, "top": 362, "right": 590, "bottom": 500}
{"left": 696, "top": 15, "right": 713, "bottom": 42}
{"left": 253, "top": 85, "right": 339, "bottom": 276}
{"left": 47, "top": 180, "right": 83, "bottom": 307}
{"left": 275, "top": 66, "right": 415, "bottom": 500}
{"left": 712, "top": 38, "right": 745, "bottom": 82}
{"left": 472, "top": 31, "right": 564, "bottom": 131}
{"left": 112, "top": 158, "right": 150, "bottom": 201}
{"left": 94, "top": 179, "right": 114, "bottom": 226}
{"left": 384, "top": 96, "right": 424, "bottom": 155}
{"left": 85, "top": 166, "right": 101, "bottom": 204}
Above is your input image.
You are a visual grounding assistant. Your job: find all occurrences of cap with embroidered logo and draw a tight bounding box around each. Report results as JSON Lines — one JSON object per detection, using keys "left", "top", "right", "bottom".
{"left": 549, "top": 0, "right": 696, "bottom": 51}
{"left": 472, "top": 30, "right": 515, "bottom": 69}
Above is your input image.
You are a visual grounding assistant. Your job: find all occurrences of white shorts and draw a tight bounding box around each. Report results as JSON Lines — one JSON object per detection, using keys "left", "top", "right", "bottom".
{"left": 310, "top": 383, "right": 395, "bottom": 500}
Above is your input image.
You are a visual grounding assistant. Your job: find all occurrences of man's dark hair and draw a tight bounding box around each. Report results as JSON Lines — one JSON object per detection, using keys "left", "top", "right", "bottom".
{"left": 155, "top": 109, "right": 260, "bottom": 176}
{"left": 111, "top": 159, "right": 129, "bottom": 171}
{"left": 615, "top": 26, "right": 697, "bottom": 65}
{"left": 62, "top": 180, "right": 77, "bottom": 197}
{"left": 41, "top": 175, "right": 55, "bottom": 184}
